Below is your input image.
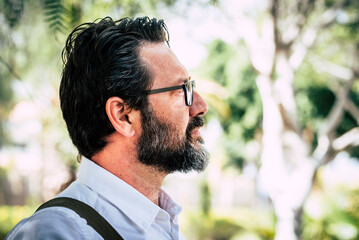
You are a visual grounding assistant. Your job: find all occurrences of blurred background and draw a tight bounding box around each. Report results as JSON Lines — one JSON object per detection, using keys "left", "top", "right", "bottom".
{"left": 0, "top": 0, "right": 359, "bottom": 239}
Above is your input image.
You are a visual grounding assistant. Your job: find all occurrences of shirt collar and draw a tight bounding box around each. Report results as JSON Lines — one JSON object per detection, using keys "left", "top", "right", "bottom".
{"left": 77, "top": 157, "right": 182, "bottom": 232}
{"left": 159, "top": 189, "right": 182, "bottom": 221}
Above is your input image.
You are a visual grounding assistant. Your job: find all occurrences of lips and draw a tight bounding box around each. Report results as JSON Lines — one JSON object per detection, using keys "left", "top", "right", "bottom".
{"left": 187, "top": 117, "right": 204, "bottom": 132}
{"left": 191, "top": 129, "right": 201, "bottom": 138}
{"left": 186, "top": 116, "right": 205, "bottom": 143}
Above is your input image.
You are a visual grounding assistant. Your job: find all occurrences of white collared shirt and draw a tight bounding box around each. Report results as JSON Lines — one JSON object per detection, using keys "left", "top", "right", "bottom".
{"left": 6, "top": 157, "right": 186, "bottom": 240}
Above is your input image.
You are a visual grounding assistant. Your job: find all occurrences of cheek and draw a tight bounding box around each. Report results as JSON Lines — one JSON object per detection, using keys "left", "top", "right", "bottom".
{"left": 149, "top": 94, "right": 190, "bottom": 131}
{"left": 159, "top": 108, "right": 189, "bottom": 136}
{"left": 172, "top": 111, "right": 189, "bottom": 132}
{"left": 162, "top": 109, "right": 188, "bottom": 128}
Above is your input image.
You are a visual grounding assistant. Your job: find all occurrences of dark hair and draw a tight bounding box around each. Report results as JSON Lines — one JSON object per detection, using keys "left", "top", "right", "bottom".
{"left": 59, "top": 16, "right": 169, "bottom": 159}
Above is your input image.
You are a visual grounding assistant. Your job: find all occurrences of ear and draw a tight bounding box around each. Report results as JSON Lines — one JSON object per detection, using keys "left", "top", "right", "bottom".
{"left": 106, "top": 97, "right": 135, "bottom": 137}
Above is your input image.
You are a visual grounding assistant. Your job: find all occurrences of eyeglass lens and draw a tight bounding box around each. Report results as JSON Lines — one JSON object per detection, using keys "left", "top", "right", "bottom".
{"left": 185, "top": 81, "right": 194, "bottom": 106}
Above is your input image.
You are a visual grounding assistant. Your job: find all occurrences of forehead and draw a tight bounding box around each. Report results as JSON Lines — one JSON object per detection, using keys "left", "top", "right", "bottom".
{"left": 139, "top": 42, "right": 189, "bottom": 88}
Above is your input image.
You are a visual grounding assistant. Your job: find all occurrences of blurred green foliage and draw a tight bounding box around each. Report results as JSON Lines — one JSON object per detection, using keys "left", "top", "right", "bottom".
{"left": 0, "top": 0, "right": 358, "bottom": 239}
{"left": 186, "top": 176, "right": 275, "bottom": 240}
{"left": 199, "top": 11, "right": 359, "bottom": 168}
{"left": 302, "top": 185, "right": 359, "bottom": 240}
{"left": 195, "top": 0, "right": 359, "bottom": 237}
{"left": 0, "top": 0, "right": 180, "bottom": 149}
{"left": 183, "top": 207, "right": 275, "bottom": 240}
{"left": 182, "top": 183, "right": 359, "bottom": 240}
{"left": 294, "top": 14, "right": 359, "bottom": 158}
{"left": 200, "top": 180, "right": 212, "bottom": 217}
{"left": 0, "top": 205, "right": 34, "bottom": 239}
{"left": 199, "top": 39, "right": 262, "bottom": 169}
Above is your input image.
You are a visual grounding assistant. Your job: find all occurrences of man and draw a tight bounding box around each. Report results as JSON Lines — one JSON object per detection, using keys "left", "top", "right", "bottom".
{"left": 6, "top": 16, "right": 209, "bottom": 240}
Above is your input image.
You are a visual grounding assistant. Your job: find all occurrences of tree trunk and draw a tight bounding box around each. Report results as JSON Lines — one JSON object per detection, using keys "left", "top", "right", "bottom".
{"left": 257, "top": 50, "right": 317, "bottom": 239}
{"left": 218, "top": 0, "right": 354, "bottom": 238}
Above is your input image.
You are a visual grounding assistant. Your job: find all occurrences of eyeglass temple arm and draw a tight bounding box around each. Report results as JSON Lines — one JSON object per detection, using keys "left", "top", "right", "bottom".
{"left": 146, "top": 85, "right": 183, "bottom": 95}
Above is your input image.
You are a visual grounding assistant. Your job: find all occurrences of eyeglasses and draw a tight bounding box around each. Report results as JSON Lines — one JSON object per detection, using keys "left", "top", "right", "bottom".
{"left": 145, "top": 79, "right": 195, "bottom": 106}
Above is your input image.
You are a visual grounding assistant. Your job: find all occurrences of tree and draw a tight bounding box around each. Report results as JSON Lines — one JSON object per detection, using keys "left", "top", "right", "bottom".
{"left": 0, "top": 0, "right": 181, "bottom": 205}
{"left": 200, "top": 0, "right": 359, "bottom": 239}
{"left": 0, "top": 0, "right": 24, "bottom": 147}
{"left": 0, "top": 0, "right": 180, "bottom": 145}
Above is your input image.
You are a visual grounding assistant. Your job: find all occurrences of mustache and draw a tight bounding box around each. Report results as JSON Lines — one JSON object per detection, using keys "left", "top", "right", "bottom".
{"left": 187, "top": 116, "right": 204, "bottom": 133}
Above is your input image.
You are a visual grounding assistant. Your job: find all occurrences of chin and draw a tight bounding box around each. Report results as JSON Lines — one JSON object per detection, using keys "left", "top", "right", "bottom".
{"left": 189, "top": 137, "right": 202, "bottom": 151}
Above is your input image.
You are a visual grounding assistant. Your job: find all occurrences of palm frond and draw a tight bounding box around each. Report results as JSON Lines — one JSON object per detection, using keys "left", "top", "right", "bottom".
{"left": 43, "top": 0, "right": 65, "bottom": 34}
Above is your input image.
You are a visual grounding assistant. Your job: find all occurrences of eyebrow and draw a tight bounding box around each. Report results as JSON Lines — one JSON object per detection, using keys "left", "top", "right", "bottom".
{"left": 176, "top": 76, "right": 191, "bottom": 85}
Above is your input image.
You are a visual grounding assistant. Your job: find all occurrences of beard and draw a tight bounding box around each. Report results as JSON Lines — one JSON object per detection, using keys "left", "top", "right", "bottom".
{"left": 136, "top": 105, "right": 209, "bottom": 174}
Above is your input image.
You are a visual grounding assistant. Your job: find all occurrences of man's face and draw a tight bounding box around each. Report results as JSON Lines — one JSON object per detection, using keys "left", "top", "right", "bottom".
{"left": 137, "top": 106, "right": 209, "bottom": 173}
{"left": 137, "top": 42, "right": 209, "bottom": 173}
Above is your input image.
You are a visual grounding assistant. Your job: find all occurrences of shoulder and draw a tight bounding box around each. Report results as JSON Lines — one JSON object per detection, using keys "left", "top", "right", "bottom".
{"left": 6, "top": 207, "right": 96, "bottom": 240}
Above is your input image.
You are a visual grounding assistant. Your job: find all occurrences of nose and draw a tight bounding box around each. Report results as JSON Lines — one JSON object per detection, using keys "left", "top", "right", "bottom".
{"left": 189, "top": 91, "right": 208, "bottom": 117}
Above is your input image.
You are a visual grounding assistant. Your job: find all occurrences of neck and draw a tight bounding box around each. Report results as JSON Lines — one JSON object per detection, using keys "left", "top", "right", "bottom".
{"left": 92, "top": 139, "right": 167, "bottom": 205}
{"left": 126, "top": 162, "right": 167, "bottom": 205}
